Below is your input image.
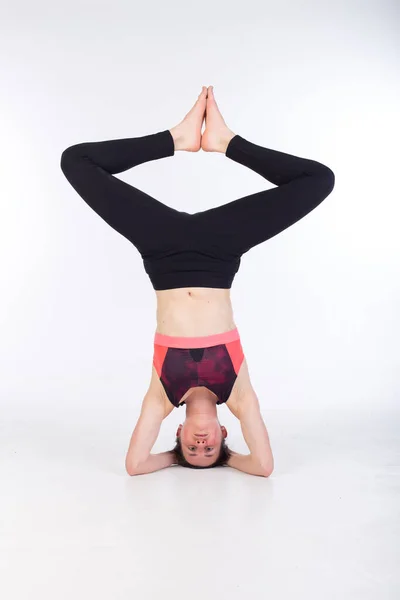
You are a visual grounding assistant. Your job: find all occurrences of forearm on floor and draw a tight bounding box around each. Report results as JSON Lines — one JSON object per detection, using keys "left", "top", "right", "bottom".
{"left": 126, "top": 451, "right": 177, "bottom": 476}
{"left": 227, "top": 451, "right": 272, "bottom": 477}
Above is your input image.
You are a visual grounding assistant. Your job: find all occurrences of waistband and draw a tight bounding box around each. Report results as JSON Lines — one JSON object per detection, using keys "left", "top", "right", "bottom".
{"left": 143, "top": 256, "right": 240, "bottom": 291}
{"left": 154, "top": 327, "right": 240, "bottom": 349}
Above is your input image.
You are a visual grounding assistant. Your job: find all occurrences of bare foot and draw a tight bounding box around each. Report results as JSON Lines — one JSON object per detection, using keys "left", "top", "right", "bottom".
{"left": 169, "top": 87, "right": 207, "bottom": 151}
{"left": 201, "top": 86, "right": 236, "bottom": 153}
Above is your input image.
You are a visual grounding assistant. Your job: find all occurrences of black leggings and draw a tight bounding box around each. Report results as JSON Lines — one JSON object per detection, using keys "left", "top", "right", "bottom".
{"left": 60, "top": 129, "right": 335, "bottom": 290}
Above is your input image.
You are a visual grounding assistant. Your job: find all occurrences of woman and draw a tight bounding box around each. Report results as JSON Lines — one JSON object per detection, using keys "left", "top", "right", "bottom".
{"left": 60, "top": 85, "right": 335, "bottom": 477}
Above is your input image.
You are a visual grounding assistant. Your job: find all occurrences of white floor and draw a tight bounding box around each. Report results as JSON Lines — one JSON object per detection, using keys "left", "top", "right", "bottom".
{"left": 1, "top": 408, "right": 399, "bottom": 599}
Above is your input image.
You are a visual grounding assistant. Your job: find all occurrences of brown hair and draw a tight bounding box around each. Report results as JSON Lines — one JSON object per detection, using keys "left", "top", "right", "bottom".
{"left": 171, "top": 436, "right": 232, "bottom": 469}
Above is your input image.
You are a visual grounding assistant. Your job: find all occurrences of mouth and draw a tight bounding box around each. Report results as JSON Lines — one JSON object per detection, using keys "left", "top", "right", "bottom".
{"left": 195, "top": 434, "right": 208, "bottom": 438}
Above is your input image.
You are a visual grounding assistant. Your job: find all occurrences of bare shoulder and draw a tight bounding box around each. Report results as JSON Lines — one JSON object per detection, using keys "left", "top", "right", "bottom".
{"left": 147, "top": 364, "right": 175, "bottom": 418}
{"left": 225, "top": 357, "right": 260, "bottom": 418}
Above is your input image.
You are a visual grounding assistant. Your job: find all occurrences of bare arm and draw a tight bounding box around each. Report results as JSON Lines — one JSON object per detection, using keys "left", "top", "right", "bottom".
{"left": 126, "top": 450, "right": 177, "bottom": 475}
{"left": 125, "top": 374, "right": 175, "bottom": 476}
{"left": 228, "top": 450, "right": 271, "bottom": 477}
{"left": 227, "top": 397, "right": 274, "bottom": 477}
{"left": 226, "top": 362, "right": 274, "bottom": 477}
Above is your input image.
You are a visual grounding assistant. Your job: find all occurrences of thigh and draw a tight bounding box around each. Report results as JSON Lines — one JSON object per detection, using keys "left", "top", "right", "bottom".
{"left": 61, "top": 132, "right": 185, "bottom": 256}
{"left": 103, "top": 176, "right": 189, "bottom": 256}
{"left": 194, "top": 173, "right": 334, "bottom": 256}
{"left": 62, "top": 147, "right": 187, "bottom": 256}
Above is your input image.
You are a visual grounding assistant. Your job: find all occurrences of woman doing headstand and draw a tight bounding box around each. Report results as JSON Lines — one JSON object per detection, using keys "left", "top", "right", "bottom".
{"left": 60, "top": 86, "right": 335, "bottom": 477}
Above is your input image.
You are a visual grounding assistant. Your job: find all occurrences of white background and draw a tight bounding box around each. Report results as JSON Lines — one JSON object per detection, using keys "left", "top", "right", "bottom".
{"left": 1, "top": 1, "right": 399, "bottom": 599}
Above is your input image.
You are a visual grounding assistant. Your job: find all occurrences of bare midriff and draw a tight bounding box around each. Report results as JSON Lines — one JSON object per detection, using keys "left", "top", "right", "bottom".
{"left": 155, "top": 287, "right": 237, "bottom": 337}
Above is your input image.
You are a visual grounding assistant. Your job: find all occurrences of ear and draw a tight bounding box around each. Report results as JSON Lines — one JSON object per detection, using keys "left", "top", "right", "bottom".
{"left": 176, "top": 424, "right": 183, "bottom": 438}
{"left": 221, "top": 425, "right": 228, "bottom": 439}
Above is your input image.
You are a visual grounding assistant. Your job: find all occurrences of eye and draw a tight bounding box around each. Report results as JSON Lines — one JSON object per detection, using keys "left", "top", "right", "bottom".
{"left": 206, "top": 448, "right": 213, "bottom": 452}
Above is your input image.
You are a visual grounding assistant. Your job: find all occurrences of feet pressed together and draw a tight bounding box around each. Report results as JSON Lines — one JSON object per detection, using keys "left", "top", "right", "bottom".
{"left": 169, "top": 86, "right": 236, "bottom": 153}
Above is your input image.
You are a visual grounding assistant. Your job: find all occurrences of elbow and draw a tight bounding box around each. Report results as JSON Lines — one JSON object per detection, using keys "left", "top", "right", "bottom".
{"left": 125, "top": 461, "right": 136, "bottom": 476}
{"left": 260, "top": 466, "right": 273, "bottom": 478}
{"left": 260, "top": 458, "right": 274, "bottom": 478}
{"left": 125, "top": 465, "right": 137, "bottom": 477}
{"left": 125, "top": 456, "right": 141, "bottom": 476}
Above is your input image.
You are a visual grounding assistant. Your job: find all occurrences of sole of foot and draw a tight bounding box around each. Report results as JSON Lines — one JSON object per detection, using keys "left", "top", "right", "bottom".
{"left": 201, "top": 86, "right": 236, "bottom": 153}
{"left": 169, "top": 87, "right": 208, "bottom": 151}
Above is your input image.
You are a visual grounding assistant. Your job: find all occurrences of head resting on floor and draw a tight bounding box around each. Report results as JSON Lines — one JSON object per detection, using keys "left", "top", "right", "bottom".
{"left": 170, "top": 387, "right": 232, "bottom": 468}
